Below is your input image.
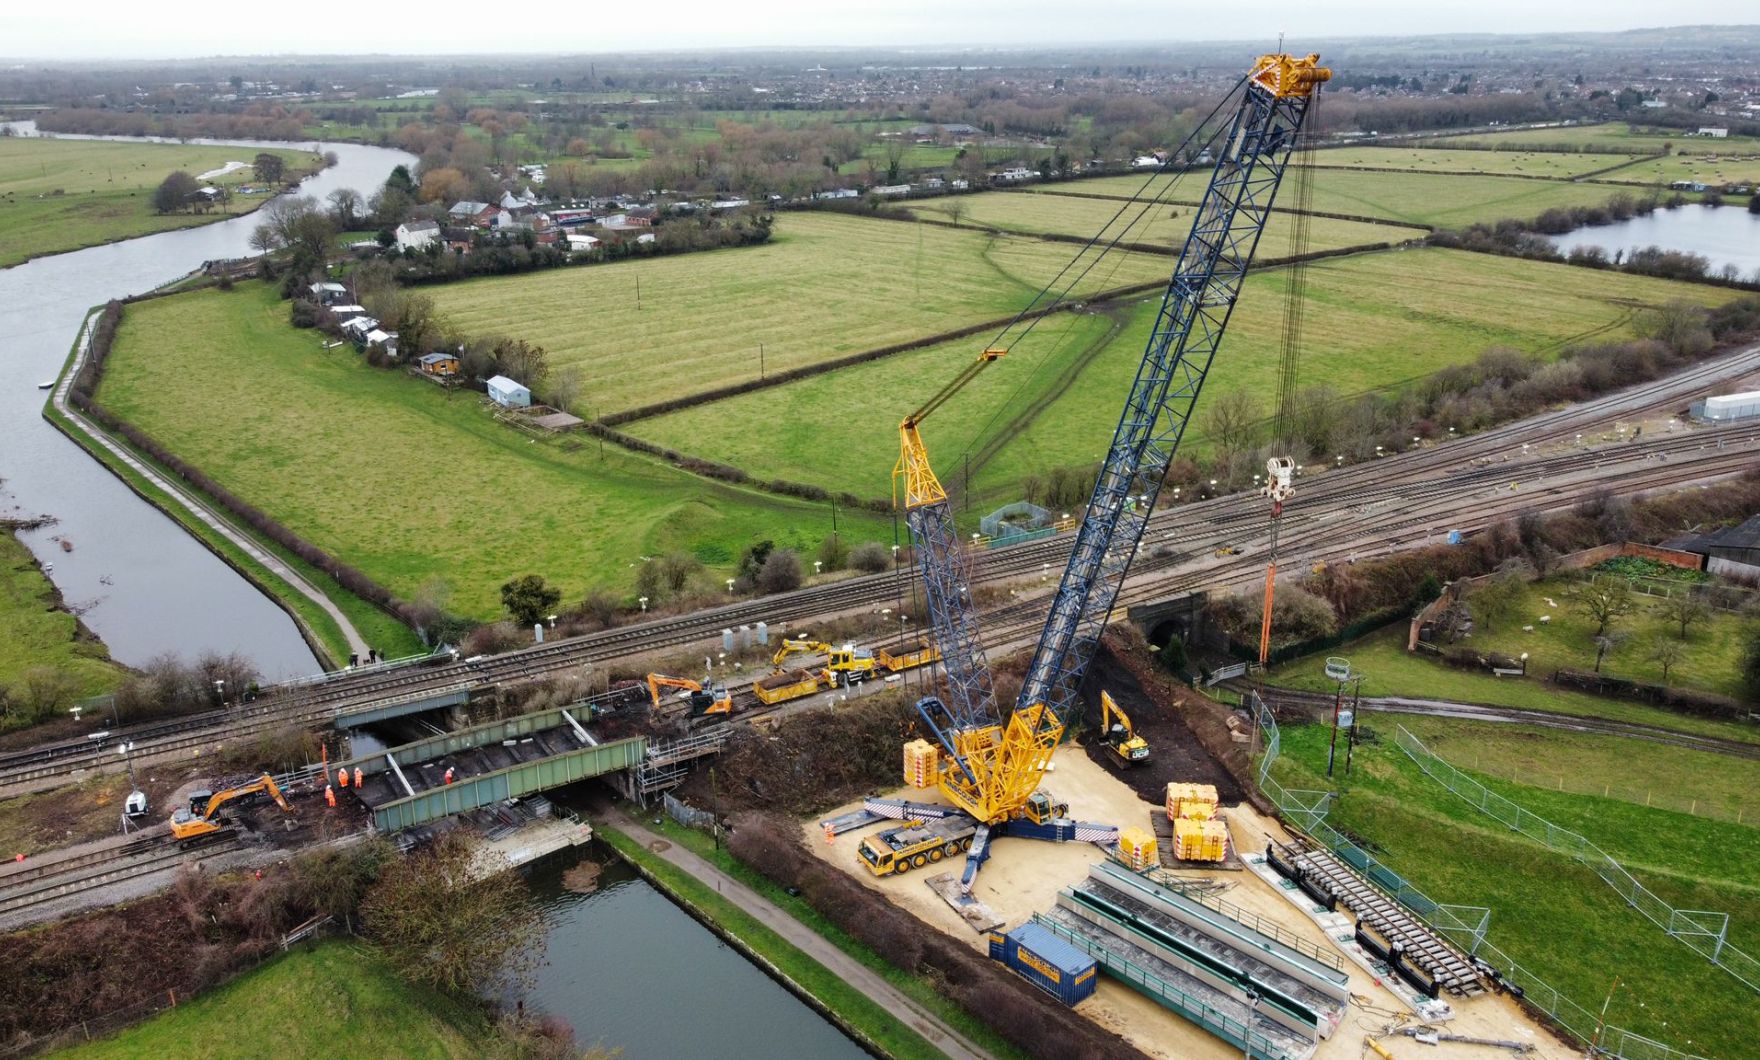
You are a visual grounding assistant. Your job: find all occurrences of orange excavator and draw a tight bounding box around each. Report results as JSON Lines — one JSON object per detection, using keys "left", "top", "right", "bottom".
{"left": 170, "top": 773, "right": 292, "bottom": 840}
{"left": 647, "top": 672, "right": 734, "bottom": 717}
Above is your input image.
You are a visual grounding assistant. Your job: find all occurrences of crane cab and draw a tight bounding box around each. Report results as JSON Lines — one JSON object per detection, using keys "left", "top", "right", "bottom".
{"left": 186, "top": 789, "right": 213, "bottom": 816}
{"left": 1021, "top": 790, "right": 1068, "bottom": 826}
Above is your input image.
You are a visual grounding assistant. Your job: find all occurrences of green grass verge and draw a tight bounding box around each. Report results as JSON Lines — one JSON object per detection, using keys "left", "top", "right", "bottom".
{"left": 1030, "top": 169, "right": 1655, "bottom": 228}
{"left": 428, "top": 211, "right": 1172, "bottom": 414}
{"left": 0, "top": 530, "right": 126, "bottom": 697}
{"left": 631, "top": 246, "right": 1724, "bottom": 508}
{"left": 1271, "top": 719, "right": 1758, "bottom": 1059}
{"left": 1267, "top": 624, "right": 1760, "bottom": 745}
{"left": 0, "top": 138, "right": 316, "bottom": 268}
{"left": 98, "top": 283, "right": 890, "bottom": 618}
{"left": 598, "top": 824, "right": 958, "bottom": 1060}
{"left": 1390, "top": 714, "right": 1760, "bottom": 825}
{"left": 60, "top": 940, "right": 493, "bottom": 1059}
{"left": 635, "top": 815, "right": 1029, "bottom": 1060}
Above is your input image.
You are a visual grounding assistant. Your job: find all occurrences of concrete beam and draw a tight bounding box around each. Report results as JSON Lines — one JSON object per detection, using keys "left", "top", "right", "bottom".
{"left": 386, "top": 753, "right": 416, "bottom": 798}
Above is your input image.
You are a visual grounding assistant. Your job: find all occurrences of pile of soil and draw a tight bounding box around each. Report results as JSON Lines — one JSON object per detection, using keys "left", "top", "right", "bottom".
{"left": 1078, "top": 646, "right": 1245, "bottom": 807}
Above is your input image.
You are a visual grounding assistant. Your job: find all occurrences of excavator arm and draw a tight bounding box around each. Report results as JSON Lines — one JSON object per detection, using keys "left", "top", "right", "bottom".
{"left": 771, "top": 639, "right": 831, "bottom": 669}
{"left": 171, "top": 773, "right": 290, "bottom": 840}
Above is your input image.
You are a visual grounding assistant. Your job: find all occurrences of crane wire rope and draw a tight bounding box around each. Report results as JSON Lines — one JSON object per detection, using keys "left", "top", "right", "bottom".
{"left": 952, "top": 80, "right": 1252, "bottom": 471}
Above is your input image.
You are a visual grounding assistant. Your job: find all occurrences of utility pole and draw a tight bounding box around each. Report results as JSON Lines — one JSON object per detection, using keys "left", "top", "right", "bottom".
{"left": 1326, "top": 679, "right": 1343, "bottom": 779}
{"left": 759, "top": 342, "right": 765, "bottom": 380}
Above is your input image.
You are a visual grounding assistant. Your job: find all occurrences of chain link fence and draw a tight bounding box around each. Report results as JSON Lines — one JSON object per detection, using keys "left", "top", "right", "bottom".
{"left": 1248, "top": 692, "right": 1712, "bottom": 1060}
{"left": 1393, "top": 725, "right": 1759, "bottom": 997}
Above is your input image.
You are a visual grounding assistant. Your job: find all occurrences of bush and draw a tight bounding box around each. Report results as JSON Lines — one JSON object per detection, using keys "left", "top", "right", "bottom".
{"left": 756, "top": 549, "right": 804, "bottom": 594}
{"left": 850, "top": 541, "right": 892, "bottom": 574}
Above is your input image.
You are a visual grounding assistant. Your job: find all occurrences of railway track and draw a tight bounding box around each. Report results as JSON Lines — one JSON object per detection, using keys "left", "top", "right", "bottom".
{"left": 0, "top": 830, "right": 242, "bottom": 922}
{"left": 4, "top": 347, "right": 1756, "bottom": 795}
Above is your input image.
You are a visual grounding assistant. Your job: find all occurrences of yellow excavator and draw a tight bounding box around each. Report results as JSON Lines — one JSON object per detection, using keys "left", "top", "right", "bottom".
{"left": 171, "top": 773, "right": 292, "bottom": 840}
{"left": 647, "top": 672, "right": 734, "bottom": 716}
{"left": 771, "top": 638, "right": 879, "bottom": 686}
{"left": 1100, "top": 691, "right": 1150, "bottom": 766}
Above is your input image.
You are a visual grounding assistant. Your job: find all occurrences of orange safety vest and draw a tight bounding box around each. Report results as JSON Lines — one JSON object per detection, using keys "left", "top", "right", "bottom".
{"left": 337, "top": 768, "right": 349, "bottom": 788}
{"left": 324, "top": 785, "right": 336, "bottom": 807}
{"left": 354, "top": 767, "right": 363, "bottom": 788}
{"left": 444, "top": 767, "right": 454, "bottom": 785}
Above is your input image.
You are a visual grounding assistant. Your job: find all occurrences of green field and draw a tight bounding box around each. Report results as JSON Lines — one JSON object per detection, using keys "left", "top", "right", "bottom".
{"left": 1270, "top": 718, "right": 1758, "bottom": 1059}
{"left": 1606, "top": 153, "right": 1760, "bottom": 187}
{"left": 100, "top": 283, "right": 888, "bottom": 619}
{"left": 1029, "top": 169, "right": 1654, "bottom": 228}
{"left": 0, "top": 137, "right": 315, "bottom": 267}
{"left": 1309, "top": 145, "right": 1638, "bottom": 177}
{"left": 1269, "top": 624, "right": 1760, "bottom": 745}
{"left": 904, "top": 190, "right": 1425, "bottom": 249}
{"left": 630, "top": 247, "right": 1724, "bottom": 506}
{"left": 0, "top": 531, "right": 126, "bottom": 708}
{"left": 1430, "top": 121, "right": 1760, "bottom": 155}
{"left": 429, "top": 212, "right": 1172, "bottom": 414}
{"left": 62, "top": 941, "right": 493, "bottom": 1059}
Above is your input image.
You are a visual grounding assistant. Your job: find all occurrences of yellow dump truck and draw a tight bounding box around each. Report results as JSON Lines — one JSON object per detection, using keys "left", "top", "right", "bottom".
{"left": 753, "top": 668, "right": 826, "bottom": 705}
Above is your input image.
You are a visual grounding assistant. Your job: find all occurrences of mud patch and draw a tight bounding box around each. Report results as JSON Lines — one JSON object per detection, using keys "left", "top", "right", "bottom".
{"left": 1079, "top": 647, "right": 1245, "bottom": 806}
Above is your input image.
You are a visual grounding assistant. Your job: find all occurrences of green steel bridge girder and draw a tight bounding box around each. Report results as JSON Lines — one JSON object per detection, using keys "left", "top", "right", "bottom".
{"left": 369, "top": 736, "right": 647, "bottom": 832}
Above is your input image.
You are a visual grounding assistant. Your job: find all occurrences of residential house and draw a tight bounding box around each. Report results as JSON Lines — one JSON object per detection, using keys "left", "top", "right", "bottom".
{"left": 565, "top": 232, "right": 602, "bottom": 253}
{"left": 486, "top": 375, "right": 531, "bottom": 408}
{"left": 338, "top": 316, "right": 379, "bottom": 342}
{"left": 395, "top": 220, "right": 440, "bottom": 252}
{"left": 363, "top": 329, "right": 398, "bottom": 358}
{"left": 418, "top": 352, "right": 460, "bottom": 377}
{"left": 308, "top": 281, "right": 348, "bottom": 305}
{"left": 448, "top": 201, "right": 497, "bottom": 227}
{"left": 1695, "top": 127, "right": 1730, "bottom": 138}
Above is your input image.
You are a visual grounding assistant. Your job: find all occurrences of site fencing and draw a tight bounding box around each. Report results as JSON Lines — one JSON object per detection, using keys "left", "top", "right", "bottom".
{"left": 1393, "top": 725, "right": 1760, "bottom": 997}
{"left": 1248, "top": 692, "right": 1712, "bottom": 1060}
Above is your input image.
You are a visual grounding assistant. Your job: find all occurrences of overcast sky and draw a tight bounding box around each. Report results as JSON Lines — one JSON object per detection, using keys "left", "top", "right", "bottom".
{"left": 0, "top": 2, "right": 1739, "bottom": 61}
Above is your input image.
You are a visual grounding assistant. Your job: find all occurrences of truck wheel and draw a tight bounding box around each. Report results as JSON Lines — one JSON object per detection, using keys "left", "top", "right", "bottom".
{"left": 943, "top": 842, "right": 960, "bottom": 858}
{"left": 928, "top": 848, "right": 944, "bottom": 862}
{"left": 960, "top": 837, "right": 973, "bottom": 852}
{"left": 911, "top": 853, "right": 928, "bottom": 869}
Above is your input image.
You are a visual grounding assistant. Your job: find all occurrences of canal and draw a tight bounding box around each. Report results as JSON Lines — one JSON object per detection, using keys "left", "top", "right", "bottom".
{"left": 1546, "top": 202, "right": 1760, "bottom": 278}
{"left": 0, "top": 123, "right": 417, "bottom": 678}
{"left": 520, "top": 843, "right": 869, "bottom": 1060}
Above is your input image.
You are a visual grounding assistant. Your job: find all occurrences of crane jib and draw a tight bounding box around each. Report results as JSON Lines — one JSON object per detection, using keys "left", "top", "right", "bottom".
{"left": 1018, "top": 59, "right": 1326, "bottom": 722}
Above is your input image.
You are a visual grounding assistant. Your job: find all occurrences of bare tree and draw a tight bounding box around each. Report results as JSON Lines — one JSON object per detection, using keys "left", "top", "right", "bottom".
{"left": 1575, "top": 579, "right": 1636, "bottom": 637}
{"left": 1198, "top": 389, "right": 1264, "bottom": 455}
{"left": 943, "top": 199, "right": 968, "bottom": 227}
{"left": 1659, "top": 589, "right": 1710, "bottom": 640}
{"left": 326, "top": 187, "right": 366, "bottom": 229}
{"left": 1468, "top": 569, "right": 1525, "bottom": 632}
{"left": 361, "top": 832, "right": 543, "bottom": 994}
{"left": 1647, "top": 637, "right": 1686, "bottom": 683}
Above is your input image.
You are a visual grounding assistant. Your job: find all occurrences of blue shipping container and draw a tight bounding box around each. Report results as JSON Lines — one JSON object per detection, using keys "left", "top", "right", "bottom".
{"left": 988, "top": 922, "right": 1098, "bottom": 1006}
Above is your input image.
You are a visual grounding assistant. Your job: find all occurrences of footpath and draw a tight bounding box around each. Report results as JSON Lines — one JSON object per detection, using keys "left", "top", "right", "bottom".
{"left": 604, "top": 807, "right": 993, "bottom": 1060}
{"left": 49, "top": 307, "right": 370, "bottom": 663}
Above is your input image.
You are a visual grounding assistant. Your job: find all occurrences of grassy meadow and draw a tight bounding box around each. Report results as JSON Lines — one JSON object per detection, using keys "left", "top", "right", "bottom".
{"left": 62, "top": 942, "right": 494, "bottom": 1059}
{"left": 630, "top": 247, "right": 1725, "bottom": 506}
{"left": 428, "top": 211, "right": 1173, "bottom": 414}
{"left": 1430, "top": 121, "right": 1760, "bottom": 155}
{"left": 1269, "top": 717, "right": 1758, "bottom": 1059}
{"left": 1305, "top": 145, "right": 1638, "bottom": 177}
{"left": 0, "top": 531, "right": 126, "bottom": 706}
{"left": 0, "top": 137, "right": 316, "bottom": 267}
{"left": 1028, "top": 168, "right": 1650, "bottom": 228}
{"left": 903, "top": 191, "right": 1425, "bottom": 250}
{"left": 1606, "top": 153, "right": 1760, "bottom": 188}
{"left": 100, "top": 282, "right": 889, "bottom": 619}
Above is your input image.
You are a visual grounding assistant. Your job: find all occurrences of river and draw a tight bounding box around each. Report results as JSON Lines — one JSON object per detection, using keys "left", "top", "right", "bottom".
{"left": 521, "top": 844, "right": 868, "bottom": 1059}
{"left": 1546, "top": 203, "right": 1760, "bottom": 279}
{"left": 0, "top": 122, "right": 417, "bottom": 678}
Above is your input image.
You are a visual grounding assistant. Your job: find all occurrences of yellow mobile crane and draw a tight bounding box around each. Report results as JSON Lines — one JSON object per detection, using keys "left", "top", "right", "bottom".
{"left": 171, "top": 773, "right": 291, "bottom": 841}
{"left": 854, "top": 53, "right": 1330, "bottom": 891}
